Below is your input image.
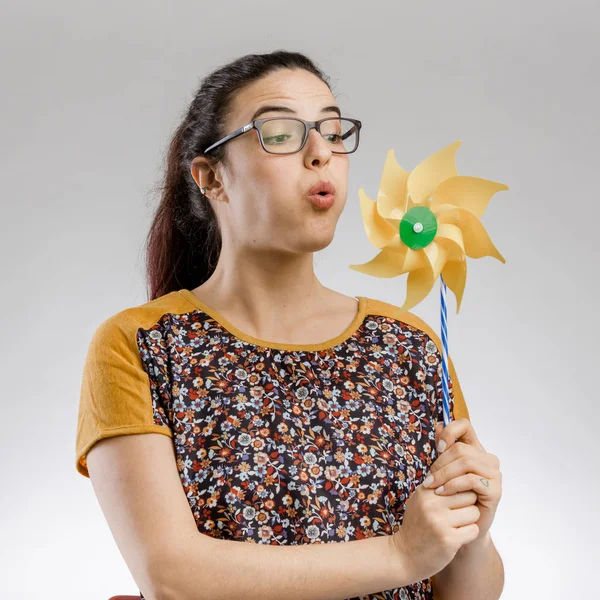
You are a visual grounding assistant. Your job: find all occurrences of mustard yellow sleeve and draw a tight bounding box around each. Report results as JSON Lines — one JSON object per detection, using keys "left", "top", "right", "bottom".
{"left": 447, "top": 350, "right": 469, "bottom": 422}
{"left": 75, "top": 311, "right": 173, "bottom": 478}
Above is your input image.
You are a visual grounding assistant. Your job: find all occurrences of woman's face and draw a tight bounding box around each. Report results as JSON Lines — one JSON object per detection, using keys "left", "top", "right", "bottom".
{"left": 202, "top": 68, "right": 350, "bottom": 257}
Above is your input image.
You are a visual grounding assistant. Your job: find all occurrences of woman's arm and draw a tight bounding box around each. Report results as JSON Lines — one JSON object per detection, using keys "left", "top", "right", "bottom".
{"left": 87, "top": 432, "right": 418, "bottom": 600}
{"left": 160, "top": 531, "right": 412, "bottom": 600}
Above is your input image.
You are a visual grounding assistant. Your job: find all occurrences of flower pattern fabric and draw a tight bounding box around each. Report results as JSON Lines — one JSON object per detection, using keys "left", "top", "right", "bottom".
{"left": 132, "top": 291, "right": 459, "bottom": 600}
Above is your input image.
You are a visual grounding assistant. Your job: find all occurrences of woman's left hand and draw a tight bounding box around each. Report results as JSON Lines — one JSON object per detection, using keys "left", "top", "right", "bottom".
{"left": 422, "top": 418, "right": 502, "bottom": 542}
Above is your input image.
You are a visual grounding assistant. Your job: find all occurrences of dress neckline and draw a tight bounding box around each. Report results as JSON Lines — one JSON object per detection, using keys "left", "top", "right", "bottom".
{"left": 177, "top": 288, "right": 368, "bottom": 352}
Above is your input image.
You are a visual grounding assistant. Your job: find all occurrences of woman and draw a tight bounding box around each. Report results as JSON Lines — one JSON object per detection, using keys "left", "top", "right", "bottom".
{"left": 76, "top": 50, "right": 503, "bottom": 600}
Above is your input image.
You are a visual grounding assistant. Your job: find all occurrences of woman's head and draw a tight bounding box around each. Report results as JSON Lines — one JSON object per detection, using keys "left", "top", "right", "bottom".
{"left": 146, "top": 50, "right": 354, "bottom": 301}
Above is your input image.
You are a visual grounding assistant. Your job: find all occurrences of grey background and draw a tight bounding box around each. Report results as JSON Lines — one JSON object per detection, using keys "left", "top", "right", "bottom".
{"left": 2, "top": 1, "right": 598, "bottom": 598}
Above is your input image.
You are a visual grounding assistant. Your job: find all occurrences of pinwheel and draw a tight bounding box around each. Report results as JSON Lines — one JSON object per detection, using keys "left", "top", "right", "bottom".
{"left": 350, "top": 140, "right": 508, "bottom": 426}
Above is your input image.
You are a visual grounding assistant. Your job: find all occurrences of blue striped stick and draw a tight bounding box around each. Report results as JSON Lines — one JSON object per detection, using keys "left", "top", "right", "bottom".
{"left": 440, "top": 275, "right": 451, "bottom": 427}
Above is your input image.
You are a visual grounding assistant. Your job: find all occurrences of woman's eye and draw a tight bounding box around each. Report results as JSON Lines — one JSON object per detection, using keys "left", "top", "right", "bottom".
{"left": 264, "top": 134, "right": 290, "bottom": 144}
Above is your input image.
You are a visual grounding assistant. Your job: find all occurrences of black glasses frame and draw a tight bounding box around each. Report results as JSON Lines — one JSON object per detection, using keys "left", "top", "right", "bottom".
{"left": 203, "top": 116, "right": 363, "bottom": 155}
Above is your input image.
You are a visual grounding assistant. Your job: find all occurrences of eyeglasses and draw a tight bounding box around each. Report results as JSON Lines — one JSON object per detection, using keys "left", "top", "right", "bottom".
{"left": 203, "top": 117, "right": 362, "bottom": 155}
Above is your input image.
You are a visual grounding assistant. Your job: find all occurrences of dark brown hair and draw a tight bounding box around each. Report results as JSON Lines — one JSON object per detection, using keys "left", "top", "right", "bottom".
{"left": 144, "top": 50, "right": 333, "bottom": 301}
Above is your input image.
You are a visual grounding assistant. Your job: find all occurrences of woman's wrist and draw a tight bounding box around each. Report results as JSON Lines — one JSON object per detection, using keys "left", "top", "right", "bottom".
{"left": 386, "top": 534, "right": 418, "bottom": 589}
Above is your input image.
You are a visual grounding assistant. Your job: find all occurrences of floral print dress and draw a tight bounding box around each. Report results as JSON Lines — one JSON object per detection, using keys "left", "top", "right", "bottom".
{"left": 76, "top": 289, "right": 469, "bottom": 599}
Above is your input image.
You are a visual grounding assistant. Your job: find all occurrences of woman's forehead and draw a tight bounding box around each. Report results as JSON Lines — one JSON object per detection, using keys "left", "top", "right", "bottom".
{"left": 230, "top": 70, "right": 336, "bottom": 124}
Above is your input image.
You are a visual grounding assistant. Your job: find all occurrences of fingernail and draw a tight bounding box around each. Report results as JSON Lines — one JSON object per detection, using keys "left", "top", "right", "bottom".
{"left": 438, "top": 440, "right": 447, "bottom": 453}
{"left": 423, "top": 474, "right": 434, "bottom": 488}
{"left": 435, "top": 485, "right": 445, "bottom": 495}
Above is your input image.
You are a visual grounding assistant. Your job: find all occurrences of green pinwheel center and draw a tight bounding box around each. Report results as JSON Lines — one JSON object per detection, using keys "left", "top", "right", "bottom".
{"left": 399, "top": 206, "right": 438, "bottom": 250}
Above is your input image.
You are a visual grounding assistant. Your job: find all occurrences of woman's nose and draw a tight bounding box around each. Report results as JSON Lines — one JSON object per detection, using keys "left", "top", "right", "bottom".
{"left": 304, "top": 127, "right": 331, "bottom": 158}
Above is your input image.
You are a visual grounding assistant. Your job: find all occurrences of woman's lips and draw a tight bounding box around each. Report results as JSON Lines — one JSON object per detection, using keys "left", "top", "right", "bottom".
{"left": 308, "top": 192, "right": 335, "bottom": 209}
{"left": 306, "top": 180, "right": 336, "bottom": 209}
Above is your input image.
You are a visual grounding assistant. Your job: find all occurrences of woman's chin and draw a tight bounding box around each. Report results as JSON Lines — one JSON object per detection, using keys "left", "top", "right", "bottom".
{"left": 299, "top": 230, "right": 337, "bottom": 253}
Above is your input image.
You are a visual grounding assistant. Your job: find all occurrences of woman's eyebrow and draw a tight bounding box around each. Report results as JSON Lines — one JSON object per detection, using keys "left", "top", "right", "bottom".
{"left": 250, "top": 104, "right": 341, "bottom": 121}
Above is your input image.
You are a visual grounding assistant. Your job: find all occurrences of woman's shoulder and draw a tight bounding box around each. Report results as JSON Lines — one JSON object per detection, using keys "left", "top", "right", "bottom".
{"left": 362, "top": 295, "right": 438, "bottom": 343}
{"left": 91, "top": 289, "right": 198, "bottom": 340}
{"left": 362, "top": 295, "right": 470, "bottom": 422}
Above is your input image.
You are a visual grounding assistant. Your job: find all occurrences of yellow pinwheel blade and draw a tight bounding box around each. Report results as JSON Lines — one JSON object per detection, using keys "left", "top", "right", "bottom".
{"left": 436, "top": 205, "right": 505, "bottom": 263}
{"left": 396, "top": 265, "right": 436, "bottom": 314}
{"left": 432, "top": 175, "right": 508, "bottom": 218}
{"left": 349, "top": 246, "right": 425, "bottom": 278}
{"left": 376, "top": 149, "right": 410, "bottom": 219}
{"left": 435, "top": 223, "right": 465, "bottom": 260}
{"left": 393, "top": 243, "right": 448, "bottom": 314}
{"left": 357, "top": 188, "right": 397, "bottom": 249}
{"left": 423, "top": 241, "right": 448, "bottom": 281}
{"left": 407, "top": 141, "right": 461, "bottom": 205}
{"left": 441, "top": 259, "right": 467, "bottom": 314}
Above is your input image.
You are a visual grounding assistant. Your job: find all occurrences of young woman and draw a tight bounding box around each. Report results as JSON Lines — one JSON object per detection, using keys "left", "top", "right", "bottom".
{"left": 76, "top": 50, "right": 502, "bottom": 600}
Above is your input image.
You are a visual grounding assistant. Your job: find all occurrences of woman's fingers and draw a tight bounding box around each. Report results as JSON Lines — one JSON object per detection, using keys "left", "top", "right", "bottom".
{"left": 448, "top": 504, "right": 481, "bottom": 528}
{"left": 437, "top": 489, "right": 478, "bottom": 509}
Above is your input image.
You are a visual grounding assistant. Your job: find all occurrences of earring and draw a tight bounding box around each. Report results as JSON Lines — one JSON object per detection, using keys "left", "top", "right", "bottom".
{"left": 200, "top": 187, "right": 206, "bottom": 194}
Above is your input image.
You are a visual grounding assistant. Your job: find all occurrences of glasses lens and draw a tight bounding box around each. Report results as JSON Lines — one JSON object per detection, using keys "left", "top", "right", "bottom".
{"left": 261, "top": 119, "right": 305, "bottom": 153}
{"left": 260, "top": 118, "right": 359, "bottom": 154}
{"left": 319, "top": 118, "right": 358, "bottom": 153}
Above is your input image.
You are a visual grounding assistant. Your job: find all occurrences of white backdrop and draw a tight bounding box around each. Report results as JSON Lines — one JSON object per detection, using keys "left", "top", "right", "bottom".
{"left": 1, "top": 1, "right": 598, "bottom": 598}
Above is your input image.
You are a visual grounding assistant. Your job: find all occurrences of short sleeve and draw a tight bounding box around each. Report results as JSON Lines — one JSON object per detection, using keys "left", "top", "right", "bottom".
{"left": 75, "top": 312, "right": 173, "bottom": 478}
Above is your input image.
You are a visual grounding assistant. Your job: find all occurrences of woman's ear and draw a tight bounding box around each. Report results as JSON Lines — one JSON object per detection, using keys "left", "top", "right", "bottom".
{"left": 190, "top": 156, "right": 225, "bottom": 202}
{"left": 190, "top": 156, "right": 212, "bottom": 191}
